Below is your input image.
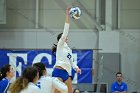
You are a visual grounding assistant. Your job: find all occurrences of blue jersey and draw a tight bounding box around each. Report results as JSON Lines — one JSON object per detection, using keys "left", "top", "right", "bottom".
{"left": 0, "top": 78, "right": 10, "bottom": 93}
{"left": 111, "top": 81, "right": 127, "bottom": 92}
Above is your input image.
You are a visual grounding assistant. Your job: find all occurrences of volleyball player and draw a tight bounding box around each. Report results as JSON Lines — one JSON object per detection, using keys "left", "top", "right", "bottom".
{"left": 8, "top": 66, "right": 40, "bottom": 93}
{"left": 52, "top": 7, "right": 81, "bottom": 93}
{"left": 0, "top": 64, "right": 15, "bottom": 93}
{"left": 33, "top": 62, "right": 68, "bottom": 93}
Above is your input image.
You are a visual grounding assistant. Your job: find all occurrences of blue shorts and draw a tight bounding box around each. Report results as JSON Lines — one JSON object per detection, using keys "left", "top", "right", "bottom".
{"left": 52, "top": 68, "right": 69, "bottom": 82}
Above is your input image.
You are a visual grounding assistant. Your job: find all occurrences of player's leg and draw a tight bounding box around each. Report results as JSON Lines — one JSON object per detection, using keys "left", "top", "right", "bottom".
{"left": 64, "top": 77, "right": 73, "bottom": 93}
{"left": 52, "top": 68, "right": 69, "bottom": 93}
{"left": 53, "top": 77, "right": 68, "bottom": 93}
{"left": 54, "top": 77, "right": 63, "bottom": 93}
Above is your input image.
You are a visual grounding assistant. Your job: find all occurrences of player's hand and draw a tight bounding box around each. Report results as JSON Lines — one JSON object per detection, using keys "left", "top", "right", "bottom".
{"left": 76, "top": 68, "right": 81, "bottom": 74}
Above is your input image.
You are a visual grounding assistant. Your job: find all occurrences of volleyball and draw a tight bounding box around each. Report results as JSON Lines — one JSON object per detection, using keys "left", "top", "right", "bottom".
{"left": 69, "top": 7, "right": 81, "bottom": 19}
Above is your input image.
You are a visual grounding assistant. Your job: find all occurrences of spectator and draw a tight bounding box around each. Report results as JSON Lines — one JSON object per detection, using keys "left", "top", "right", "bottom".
{"left": 111, "top": 72, "right": 128, "bottom": 93}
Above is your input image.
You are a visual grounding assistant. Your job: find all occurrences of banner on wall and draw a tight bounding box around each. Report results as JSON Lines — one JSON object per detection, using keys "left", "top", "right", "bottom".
{"left": 0, "top": 49, "right": 93, "bottom": 83}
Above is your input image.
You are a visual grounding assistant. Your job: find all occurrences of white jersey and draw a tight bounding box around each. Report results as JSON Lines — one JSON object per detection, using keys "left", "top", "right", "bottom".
{"left": 37, "top": 76, "right": 68, "bottom": 93}
{"left": 20, "top": 82, "right": 40, "bottom": 93}
{"left": 54, "top": 23, "right": 78, "bottom": 74}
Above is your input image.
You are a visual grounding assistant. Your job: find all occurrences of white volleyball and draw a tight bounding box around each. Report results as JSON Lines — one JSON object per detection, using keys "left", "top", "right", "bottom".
{"left": 69, "top": 7, "right": 81, "bottom": 19}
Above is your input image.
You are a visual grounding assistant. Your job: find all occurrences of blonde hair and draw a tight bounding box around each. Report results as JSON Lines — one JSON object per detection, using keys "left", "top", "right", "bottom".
{"left": 9, "top": 66, "right": 38, "bottom": 93}
{"left": 9, "top": 77, "right": 29, "bottom": 93}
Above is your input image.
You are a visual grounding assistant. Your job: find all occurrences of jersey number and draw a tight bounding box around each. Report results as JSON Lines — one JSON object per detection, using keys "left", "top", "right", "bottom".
{"left": 67, "top": 53, "right": 72, "bottom": 60}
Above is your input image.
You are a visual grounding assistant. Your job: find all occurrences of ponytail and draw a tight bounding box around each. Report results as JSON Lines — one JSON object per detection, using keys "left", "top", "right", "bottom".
{"left": 52, "top": 32, "right": 63, "bottom": 56}
{"left": 9, "top": 77, "right": 29, "bottom": 93}
{"left": 52, "top": 43, "right": 57, "bottom": 56}
{"left": 9, "top": 66, "right": 38, "bottom": 93}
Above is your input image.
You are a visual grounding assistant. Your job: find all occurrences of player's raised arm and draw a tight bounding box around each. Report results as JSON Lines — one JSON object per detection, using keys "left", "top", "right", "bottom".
{"left": 59, "top": 7, "right": 70, "bottom": 45}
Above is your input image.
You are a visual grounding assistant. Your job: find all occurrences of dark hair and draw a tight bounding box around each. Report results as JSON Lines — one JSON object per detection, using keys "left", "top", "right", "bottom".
{"left": 22, "top": 66, "right": 38, "bottom": 82}
{"left": 116, "top": 72, "right": 122, "bottom": 76}
{"left": 57, "top": 33, "right": 63, "bottom": 41}
{"left": 33, "top": 62, "right": 46, "bottom": 78}
{"left": 52, "top": 33, "right": 63, "bottom": 55}
{"left": 0, "top": 64, "right": 11, "bottom": 80}
{"left": 9, "top": 66, "right": 38, "bottom": 93}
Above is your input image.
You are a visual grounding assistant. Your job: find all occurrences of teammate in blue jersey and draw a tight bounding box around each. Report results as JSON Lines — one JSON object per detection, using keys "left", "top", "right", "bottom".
{"left": 52, "top": 7, "right": 81, "bottom": 93}
{"left": 0, "top": 64, "right": 15, "bottom": 93}
{"left": 33, "top": 62, "right": 68, "bottom": 93}
{"left": 111, "top": 72, "right": 128, "bottom": 93}
{"left": 8, "top": 66, "right": 40, "bottom": 93}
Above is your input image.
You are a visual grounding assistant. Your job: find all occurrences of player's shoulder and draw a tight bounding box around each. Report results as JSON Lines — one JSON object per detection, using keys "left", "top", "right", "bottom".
{"left": 111, "top": 81, "right": 117, "bottom": 85}
{"left": 0, "top": 78, "right": 9, "bottom": 85}
{"left": 122, "top": 81, "right": 127, "bottom": 85}
{"left": 1, "top": 78, "right": 8, "bottom": 82}
{"left": 45, "top": 76, "right": 53, "bottom": 80}
{"left": 20, "top": 82, "right": 40, "bottom": 93}
{"left": 39, "top": 76, "right": 53, "bottom": 82}
{"left": 28, "top": 82, "right": 40, "bottom": 89}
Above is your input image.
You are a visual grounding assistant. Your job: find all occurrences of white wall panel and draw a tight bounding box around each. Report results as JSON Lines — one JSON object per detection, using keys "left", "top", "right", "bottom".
{"left": 120, "top": 0, "right": 140, "bottom": 29}
{"left": 120, "top": 30, "right": 140, "bottom": 92}
{"left": 99, "top": 31, "right": 119, "bottom": 53}
{"left": 0, "top": 31, "right": 36, "bottom": 48}
{"left": 120, "top": 11, "right": 140, "bottom": 29}
{"left": 121, "top": 0, "right": 140, "bottom": 9}
{"left": 0, "top": 29, "right": 98, "bottom": 49}
{"left": 0, "top": 0, "right": 6, "bottom": 24}
{"left": 0, "top": 0, "right": 96, "bottom": 29}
